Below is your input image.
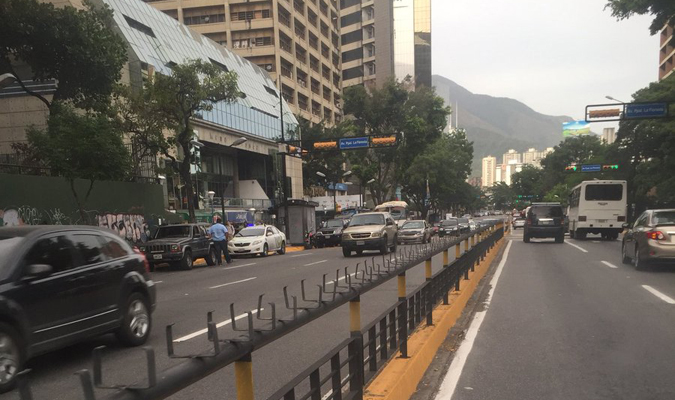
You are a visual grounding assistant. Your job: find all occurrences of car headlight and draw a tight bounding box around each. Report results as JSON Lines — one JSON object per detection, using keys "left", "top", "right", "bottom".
{"left": 170, "top": 244, "right": 181, "bottom": 252}
{"left": 371, "top": 232, "right": 381, "bottom": 238}
{"left": 139, "top": 247, "right": 146, "bottom": 252}
{"left": 252, "top": 240, "right": 263, "bottom": 245}
{"left": 414, "top": 232, "right": 422, "bottom": 236}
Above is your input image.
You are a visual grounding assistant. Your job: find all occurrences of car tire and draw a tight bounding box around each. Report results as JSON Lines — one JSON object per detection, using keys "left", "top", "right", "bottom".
{"left": 380, "top": 236, "right": 389, "bottom": 255}
{"left": 621, "top": 242, "right": 631, "bottom": 264}
{"left": 634, "top": 247, "right": 646, "bottom": 271}
{"left": 0, "top": 322, "right": 23, "bottom": 394}
{"left": 523, "top": 234, "right": 530, "bottom": 243}
{"left": 277, "top": 241, "right": 286, "bottom": 255}
{"left": 180, "top": 250, "right": 193, "bottom": 270}
{"left": 115, "top": 292, "right": 152, "bottom": 347}
{"left": 261, "top": 243, "right": 269, "bottom": 257}
{"left": 570, "top": 229, "right": 575, "bottom": 239}
{"left": 343, "top": 248, "right": 351, "bottom": 257}
{"left": 205, "top": 247, "right": 217, "bottom": 266}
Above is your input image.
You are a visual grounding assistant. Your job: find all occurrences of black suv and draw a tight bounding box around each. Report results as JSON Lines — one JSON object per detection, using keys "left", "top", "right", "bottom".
{"left": 438, "top": 219, "right": 460, "bottom": 237}
{"left": 523, "top": 203, "right": 565, "bottom": 243}
{"left": 140, "top": 224, "right": 217, "bottom": 271}
{"left": 315, "top": 219, "right": 348, "bottom": 247}
{"left": 0, "top": 226, "right": 156, "bottom": 392}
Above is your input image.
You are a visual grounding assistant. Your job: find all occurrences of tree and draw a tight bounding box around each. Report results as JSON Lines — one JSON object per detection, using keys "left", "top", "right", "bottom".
{"left": 300, "top": 119, "right": 348, "bottom": 193}
{"left": 605, "top": 0, "right": 675, "bottom": 39}
{"left": 490, "top": 182, "right": 514, "bottom": 210}
{"left": 26, "top": 103, "right": 130, "bottom": 222}
{"left": 0, "top": 0, "right": 127, "bottom": 111}
{"left": 511, "top": 165, "right": 545, "bottom": 199}
{"left": 148, "top": 59, "right": 240, "bottom": 222}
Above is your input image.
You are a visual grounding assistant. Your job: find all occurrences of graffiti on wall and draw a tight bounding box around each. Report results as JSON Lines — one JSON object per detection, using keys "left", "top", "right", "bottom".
{"left": 0, "top": 206, "right": 152, "bottom": 243}
{"left": 97, "top": 214, "right": 150, "bottom": 243}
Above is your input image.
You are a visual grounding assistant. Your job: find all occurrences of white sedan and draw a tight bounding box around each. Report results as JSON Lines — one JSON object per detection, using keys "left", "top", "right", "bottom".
{"left": 513, "top": 218, "right": 526, "bottom": 229}
{"left": 228, "top": 225, "right": 287, "bottom": 257}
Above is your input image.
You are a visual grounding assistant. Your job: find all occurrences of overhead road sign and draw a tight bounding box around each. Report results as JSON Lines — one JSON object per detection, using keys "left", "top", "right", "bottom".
{"left": 585, "top": 101, "right": 671, "bottom": 122}
{"left": 339, "top": 137, "right": 369, "bottom": 150}
{"left": 581, "top": 164, "right": 601, "bottom": 172}
{"left": 566, "top": 164, "right": 619, "bottom": 172}
{"left": 625, "top": 103, "right": 668, "bottom": 119}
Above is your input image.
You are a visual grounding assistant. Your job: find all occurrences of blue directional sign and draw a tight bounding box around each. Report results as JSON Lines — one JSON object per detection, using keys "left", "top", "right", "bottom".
{"left": 581, "top": 164, "right": 602, "bottom": 173}
{"left": 625, "top": 103, "right": 668, "bottom": 119}
{"left": 339, "top": 137, "right": 369, "bottom": 150}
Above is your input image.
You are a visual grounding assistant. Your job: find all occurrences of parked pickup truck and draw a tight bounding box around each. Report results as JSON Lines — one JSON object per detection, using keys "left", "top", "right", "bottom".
{"left": 140, "top": 224, "right": 216, "bottom": 270}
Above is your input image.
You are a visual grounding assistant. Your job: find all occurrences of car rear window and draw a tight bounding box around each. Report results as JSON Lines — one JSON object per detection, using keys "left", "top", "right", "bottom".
{"left": 653, "top": 211, "right": 675, "bottom": 226}
{"left": 529, "top": 206, "right": 563, "bottom": 218}
{"left": 585, "top": 184, "right": 623, "bottom": 201}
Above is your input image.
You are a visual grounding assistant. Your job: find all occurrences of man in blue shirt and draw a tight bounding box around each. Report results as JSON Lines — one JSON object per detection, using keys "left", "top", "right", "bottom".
{"left": 208, "top": 218, "right": 231, "bottom": 265}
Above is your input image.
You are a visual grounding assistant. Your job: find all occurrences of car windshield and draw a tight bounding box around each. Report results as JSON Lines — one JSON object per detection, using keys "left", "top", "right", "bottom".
{"left": 530, "top": 206, "right": 563, "bottom": 218}
{"left": 236, "top": 227, "right": 265, "bottom": 237}
{"left": 390, "top": 209, "right": 405, "bottom": 220}
{"left": 442, "top": 219, "right": 458, "bottom": 226}
{"left": 402, "top": 221, "right": 424, "bottom": 229}
{"left": 0, "top": 236, "right": 24, "bottom": 268}
{"left": 155, "top": 226, "right": 191, "bottom": 238}
{"left": 349, "top": 214, "right": 385, "bottom": 226}
{"left": 585, "top": 184, "right": 623, "bottom": 201}
{"left": 325, "top": 220, "right": 344, "bottom": 228}
{"left": 653, "top": 212, "right": 675, "bottom": 226}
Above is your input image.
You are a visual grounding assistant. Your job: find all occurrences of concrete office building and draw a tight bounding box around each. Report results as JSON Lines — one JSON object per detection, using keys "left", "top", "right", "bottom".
{"left": 339, "top": 0, "right": 430, "bottom": 89}
{"left": 659, "top": 23, "right": 674, "bottom": 81}
{"left": 602, "top": 127, "right": 616, "bottom": 145}
{"left": 502, "top": 149, "right": 521, "bottom": 165}
{"left": 481, "top": 156, "right": 496, "bottom": 188}
{"left": 146, "top": 0, "right": 343, "bottom": 125}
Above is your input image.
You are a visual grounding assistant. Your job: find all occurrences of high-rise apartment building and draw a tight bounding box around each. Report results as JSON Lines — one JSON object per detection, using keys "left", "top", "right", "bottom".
{"left": 339, "top": 0, "right": 430, "bottom": 90}
{"left": 602, "top": 127, "right": 616, "bottom": 144}
{"left": 146, "top": 0, "right": 343, "bottom": 125}
{"left": 502, "top": 149, "right": 521, "bottom": 165}
{"left": 659, "top": 23, "right": 674, "bottom": 81}
{"left": 482, "top": 156, "right": 496, "bottom": 188}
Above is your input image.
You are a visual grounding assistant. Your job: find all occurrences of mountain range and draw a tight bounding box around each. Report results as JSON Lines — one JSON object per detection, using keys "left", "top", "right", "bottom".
{"left": 431, "top": 75, "right": 573, "bottom": 176}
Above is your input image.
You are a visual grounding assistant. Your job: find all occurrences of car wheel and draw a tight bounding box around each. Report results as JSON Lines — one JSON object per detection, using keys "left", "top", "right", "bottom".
{"left": 621, "top": 242, "right": 631, "bottom": 264}
{"left": 634, "top": 247, "right": 645, "bottom": 271}
{"left": 0, "top": 323, "right": 23, "bottom": 394}
{"left": 181, "top": 250, "right": 193, "bottom": 270}
{"left": 205, "top": 247, "right": 217, "bottom": 266}
{"left": 115, "top": 292, "right": 152, "bottom": 346}
{"left": 523, "top": 234, "right": 530, "bottom": 243}
{"left": 261, "top": 243, "right": 269, "bottom": 257}
{"left": 380, "top": 236, "right": 389, "bottom": 255}
{"left": 570, "top": 229, "right": 575, "bottom": 239}
{"left": 343, "top": 248, "right": 351, "bottom": 257}
{"left": 277, "top": 241, "right": 286, "bottom": 255}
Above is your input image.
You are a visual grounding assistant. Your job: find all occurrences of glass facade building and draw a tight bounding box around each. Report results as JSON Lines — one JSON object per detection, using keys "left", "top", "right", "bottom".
{"left": 393, "top": 0, "right": 431, "bottom": 89}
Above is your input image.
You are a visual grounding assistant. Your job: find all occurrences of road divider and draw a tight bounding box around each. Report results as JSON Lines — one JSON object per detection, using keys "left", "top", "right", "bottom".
{"left": 174, "top": 309, "right": 262, "bottom": 342}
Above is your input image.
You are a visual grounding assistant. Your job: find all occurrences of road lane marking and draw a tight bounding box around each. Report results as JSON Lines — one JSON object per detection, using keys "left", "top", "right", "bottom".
{"left": 174, "top": 309, "right": 261, "bottom": 342}
{"left": 223, "top": 262, "right": 256, "bottom": 271}
{"left": 601, "top": 261, "right": 619, "bottom": 269}
{"left": 209, "top": 277, "right": 257, "bottom": 289}
{"left": 435, "top": 240, "right": 513, "bottom": 400}
{"left": 154, "top": 281, "right": 163, "bottom": 284}
{"left": 565, "top": 241, "right": 588, "bottom": 253}
{"left": 642, "top": 285, "right": 675, "bottom": 304}
{"left": 291, "top": 253, "right": 313, "bottom": 258}
{"left": 304, "top": 260, "right": 328, "bottom": 266}
{"left": 592, "top": 241, "right": 601, "bottom": 243}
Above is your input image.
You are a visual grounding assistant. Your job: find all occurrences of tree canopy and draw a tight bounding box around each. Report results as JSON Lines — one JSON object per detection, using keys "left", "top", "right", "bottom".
{"left": 605, "top": 0, "right": 675, "bottom": 37}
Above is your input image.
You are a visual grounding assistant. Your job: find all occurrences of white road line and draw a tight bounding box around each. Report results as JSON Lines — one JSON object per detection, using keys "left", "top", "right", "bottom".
{"left": 326, "top": 272, "right": 357, "bottom": 286}
{"left": 642, "top": 285, "right": 675, "bottom": 304}
{"left": 565, "top": 241, "right": 588, "bottom": 253}
{"left": 154, "top": 281, "right": 163, "bottom": 284}
{"left": 304, "top": 260, "right": 328, "bottom": 266}
{"left": 173, "top": 309, "right": 261, "bottom": 342}
{"left": 435, "top": 240, "right": 513, "bottom": 400}
{"left": 209, "top": 277, "right": 257, "bottom": 289}
{"left": 223, "top": 262, "right": 256, "bottom": 271}
{"left": 592, "top": 241, "right": 601, "bottom": 243}
{"left": 291, "top": 253, "right": 313, "bottom": 258}
{"left": 601, "top": 261, "right": 619, "bottom": 269}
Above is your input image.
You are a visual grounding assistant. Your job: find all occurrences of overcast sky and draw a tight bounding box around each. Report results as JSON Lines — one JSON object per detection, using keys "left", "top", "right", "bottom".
{"left": 431, "top": 0, "right": 660, "bottom": 130}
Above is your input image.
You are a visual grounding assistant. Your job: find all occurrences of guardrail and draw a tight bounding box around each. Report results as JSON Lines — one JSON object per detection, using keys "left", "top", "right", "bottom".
{"left": 17, "top": 222, "right": 505, "bottom": 400}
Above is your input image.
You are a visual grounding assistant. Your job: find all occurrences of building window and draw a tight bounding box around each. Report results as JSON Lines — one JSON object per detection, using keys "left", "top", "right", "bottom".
{"left": 341, "top": 29, "right": 362, "bottom": 45}
{"left": 342, "top": 66, "right": 363, "bottom": 80}
{"left": 342, "top": 47, "right": 363, "bottom": 63}
{"left": 183, "top": 13, "right": 225, "bottom": 25}
{"left": 253, "top": 37, "right": 273, "bottom": 46}
{"left": 233, "top": 39, "right": 250, "bottom": 48}
{"left": 340, "top": 11, "right": 361, "bottom": 27}
{"left": 124, "top": 15, "right": 156, "bottom": 38}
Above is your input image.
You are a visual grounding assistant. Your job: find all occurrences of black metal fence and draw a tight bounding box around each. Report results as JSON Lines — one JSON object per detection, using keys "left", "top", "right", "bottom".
{"left": 17, "top": 223, "right": 505, "bottom": 400}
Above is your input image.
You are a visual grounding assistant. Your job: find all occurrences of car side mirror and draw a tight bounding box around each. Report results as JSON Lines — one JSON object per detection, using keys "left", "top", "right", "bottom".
{"left": 24, "top": 264, "right": 52, "bottom": 279}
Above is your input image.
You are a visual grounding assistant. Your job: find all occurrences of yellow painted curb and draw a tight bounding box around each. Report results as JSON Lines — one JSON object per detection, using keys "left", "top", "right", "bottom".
{"left": 364, "top": 238, "right": 505, "bottom": 400}
{"left": 286, "top": 246, "right": 306, "bottom": 253}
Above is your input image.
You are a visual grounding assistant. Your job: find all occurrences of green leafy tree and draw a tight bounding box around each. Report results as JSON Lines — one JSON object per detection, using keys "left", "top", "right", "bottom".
{"left": 605, "top": 0, "right": 675, "bottom": 39}
{"left": 490, "top": 182, "right": 515, "bottom": 210}
{"left": 26, "top": 103, "right": 130, "bottom": 222}
{"left": 0, "top": 0, "right": 127, "bottom": 111}
{"left": 146, "top": 59, "right": 240, "bottom": 222}
{"left": 511, "top": 165, "right": 545, "bottom": 199}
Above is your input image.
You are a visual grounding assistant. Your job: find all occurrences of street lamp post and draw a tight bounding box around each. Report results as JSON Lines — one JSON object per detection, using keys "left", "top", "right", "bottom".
{"left": 366, "top": 178, "right": 376, "bottom": 209}
{"left": 605, "top": 95, "right": 626, "bottom": 104}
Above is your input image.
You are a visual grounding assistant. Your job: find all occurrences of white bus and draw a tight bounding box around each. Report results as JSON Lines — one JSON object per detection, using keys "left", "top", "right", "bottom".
{"left": 567, "top": 180, "right": 627, "bottom": 240}
{"left": 374, "top": 201, "right": 409, "bottom": 227}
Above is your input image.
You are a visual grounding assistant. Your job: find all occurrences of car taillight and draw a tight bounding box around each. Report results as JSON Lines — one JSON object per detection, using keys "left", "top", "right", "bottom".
{"left": 617, "top": 216, "right": 626, "bottom": 222}
{"left": 133, "top": 246, "right": 151, "bottom": 273}
{"left": 646, "top": 231, "right": 666, "bottom": 241}
{"left": 579, "top": 216, "right": 587, "bottom": 221}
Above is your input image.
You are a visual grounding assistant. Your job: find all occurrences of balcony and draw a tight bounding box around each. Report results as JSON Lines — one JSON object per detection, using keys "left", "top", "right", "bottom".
{"left": 293, "top": 0, "right": 305, "bottom": 15}
{"left": 281, "top": 65, "right": 293, "bottom": 79}
{"left": 279, "top": 13, "right": 291, "bottom": 28}
{"left": 280, "top": 40, "right": 293, "bottom": 54}
{"left": 310, "top": 60, "right": 319, "bottom": 72}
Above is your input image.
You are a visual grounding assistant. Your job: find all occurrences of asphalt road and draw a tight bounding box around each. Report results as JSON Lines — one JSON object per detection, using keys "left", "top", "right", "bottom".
{"left": 5, "top": 231, "right": 478, "bottom": 400}
{"left": 435, "top": 229, "right": 675, "bottom": 400}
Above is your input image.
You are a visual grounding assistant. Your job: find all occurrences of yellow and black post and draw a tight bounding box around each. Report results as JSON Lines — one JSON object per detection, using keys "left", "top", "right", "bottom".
{"left": 235, "top": 353, "right": 254, "bottom": 400}
{"left": 347, "top": 295, "right": 364, "bottom": 397}
{"left": 425, "top": 258, "right": 432, "bottom": 281}
{"left": 397, "top": 272, "right": 408, "bottom": 358}
{"left": 443, "top": 248, "right": 449, "bottom": 267}
{"left": 455, "top": 242, "right": 461, "bottom": 258}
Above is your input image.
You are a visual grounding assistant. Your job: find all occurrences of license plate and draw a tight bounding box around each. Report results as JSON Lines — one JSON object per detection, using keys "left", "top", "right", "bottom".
{"left": 325, "top": 234, "right": 331, "bottom": 238}
{"left": 597, "top": 219, "right": 607, "bottom": 223}
{"left": 153, "top": 255, "right": 163, "bottom": 260}
{"left": 540, "top": 221, "right": 552, "bottom": 225}
{"left": 357, "top": 241, "right": 365, "bottom": 246}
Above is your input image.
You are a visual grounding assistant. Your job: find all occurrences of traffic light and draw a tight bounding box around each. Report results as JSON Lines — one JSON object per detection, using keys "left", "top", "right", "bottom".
{"left": 313, "top": 141, "right": 338, "bottom": 150}
{"left": 565, "top": 165, "right": 578, "bottom": 172}
{"left": 602, "top": 164, "right": 619, "bottom": 170}
{"left": 371, "top": 135, "right": 397, "bottom": 146}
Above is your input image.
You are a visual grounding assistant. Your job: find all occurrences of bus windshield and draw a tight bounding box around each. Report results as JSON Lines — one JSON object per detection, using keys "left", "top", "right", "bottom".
{"left": 585, "top": 184, "right": 623, "bottom": 201}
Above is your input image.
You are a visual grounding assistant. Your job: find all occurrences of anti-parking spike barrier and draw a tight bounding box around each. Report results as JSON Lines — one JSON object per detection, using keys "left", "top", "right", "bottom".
{"left": 16, "top": 369, "right": 33, "bottom": 400}
{"left": 76, "top": 370, "right": 97, "bottom": 400}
